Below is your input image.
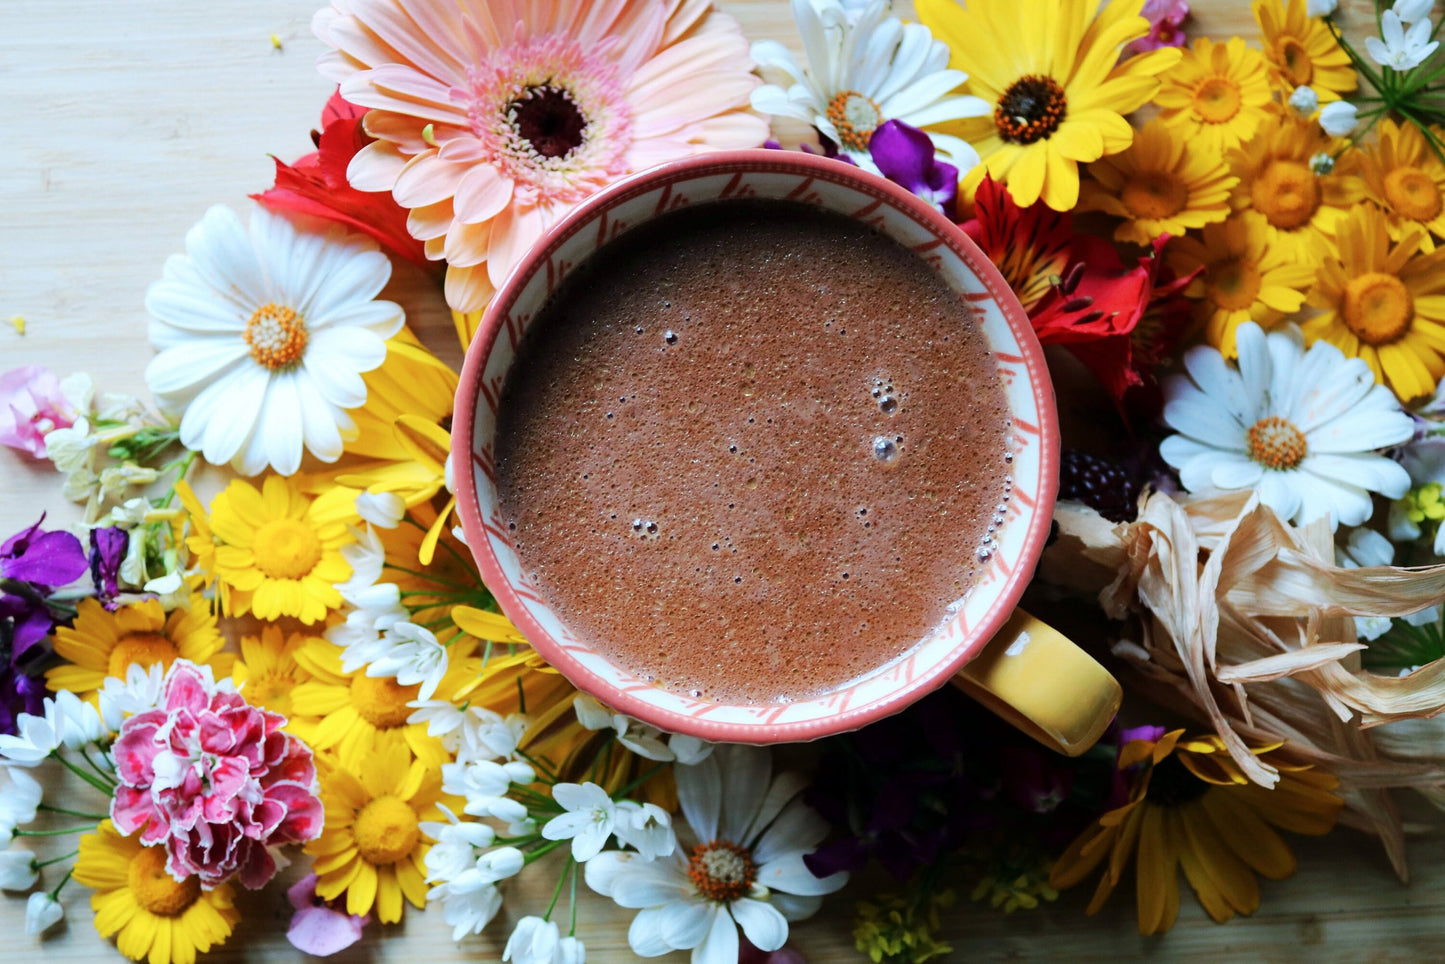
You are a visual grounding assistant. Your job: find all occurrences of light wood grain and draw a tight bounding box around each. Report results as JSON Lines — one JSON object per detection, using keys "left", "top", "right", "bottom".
{"left": 4, "top": 0, "right": 1444, "bottom": 961}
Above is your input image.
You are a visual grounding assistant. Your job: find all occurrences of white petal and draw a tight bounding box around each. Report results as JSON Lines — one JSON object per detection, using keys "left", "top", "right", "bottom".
{"left": 1182, "top": 344, "right": 1255, "bottom": 426}
{"left": 1307, "top": 410, "right": 1414, "bottom": 453}
{"left": 731, "top": 898, "right": 788, "bottom": 952}
{"left": 751, "top": 797, "right": 826, "bottom": 867}
{"left": 1257, "top": 471, "right": 1303, "bottom": 523}
{"left": 583, "top": 851, "right": 632, "bottom": 898}
{"left": 255, "top": 370, "right": 305, "bottom": 475}
{"left": 717, "top": 745, "right": 770, "bottom": 844}
{"left": 1209, "top": 455, "right": 1264, "bottom": 490}
{"left": 755, "top": 853, "right": 849, "bottom": 896}
{"left": 768, "top": 890, "right": 823, "bottom": 922}
{"left": 741, "top": 772, "right": 809, "bottom": 851}
{"left": 1303, "top": 453, "right": 1411, "bottom": 499}
{"left": 661, "top": 898, "right": 715, "bottom": 949}
{"left": 628, "top": 907, "right": 677, "bottom": 957}
{"left": 677, "top": 753, "right": 721, "bottom": 843}
{"left": 612, "top": 857, "right": 692, "bottom": 909}
{"left": 294, "top": 372, "right": 347, "bottom": 462}
{"left": 145, "top": 282, "right": 247, "bottom": 335}
{"left": 306, "top": 248, "right": 394, "bottom": 321}
{"left": 145, "top": 340, "right": 249, "bottom": 398}
{"left": 307, "top": 326, "right": 389, "bottom": 376}
{"left": 692, "top": 904, "right": 739, "bottom": 964}
{"left": 187, "top": 205, "right": 268, "bottom": 310}
{"left": 311, "top": 297, "right": 405, "bottom": 338}
{"left": 183, "top": 367, "right": 267, "bottom": 470}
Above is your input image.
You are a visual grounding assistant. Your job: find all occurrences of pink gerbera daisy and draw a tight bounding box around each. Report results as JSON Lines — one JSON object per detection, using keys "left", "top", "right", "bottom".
{"left": 314, "top": 0, "right": 769, "bottom": 311}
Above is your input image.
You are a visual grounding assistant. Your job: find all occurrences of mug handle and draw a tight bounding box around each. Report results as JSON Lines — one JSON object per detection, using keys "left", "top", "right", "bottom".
{"left": 950, "top": 608, "right": 1121, "bottom": 757}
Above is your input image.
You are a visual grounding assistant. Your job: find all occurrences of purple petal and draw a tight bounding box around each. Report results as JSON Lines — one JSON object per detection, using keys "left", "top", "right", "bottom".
{"left": 869, "top": 121, "right": 936, "bottom": 195}
{"left": 2, "top": 516, "right": 88, "bottom": 588}
{"left": 89, "top": 527, "right": 129, "bottom": 605}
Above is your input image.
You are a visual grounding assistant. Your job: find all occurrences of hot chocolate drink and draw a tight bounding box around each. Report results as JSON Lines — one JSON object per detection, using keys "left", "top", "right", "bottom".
{"left": 494, "top": 200, "right": 1013, "bottom": 704}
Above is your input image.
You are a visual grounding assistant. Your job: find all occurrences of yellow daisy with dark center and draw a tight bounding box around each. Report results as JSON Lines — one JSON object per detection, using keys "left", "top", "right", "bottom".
{"left": 1081, "top": 119, "right": 1237, "bottom": 245}
{"left": 918, "top": 0, "right": 1181, "bottom": 211}
{"left": 47, "top": 596, "right": 229, "bottom": 703}
{"left": 1253, "top": 0, "right": 1355, "bottom": 102}
{"left": 1167, "top": 211, "right": 1317, "bottom": 357}
{"left": 1153, "top": 36, "right": 1274, "bottom": 155}
{"left": 74, "top": 821, "right": 240, "bottom": 964}
{"left": 1359, "top": 118, "right": 1445, "bottom": 253}
{"left": 1303, "top": 205, "right": 1445, "bottom": 402}
{"left": 305, "top": 744, "right": 456, "bottom": 924}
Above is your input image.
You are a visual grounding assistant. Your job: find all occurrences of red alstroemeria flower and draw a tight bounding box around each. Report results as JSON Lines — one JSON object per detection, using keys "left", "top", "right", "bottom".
{"left": 961, "top": 174, "right": 1072, "bottom": 313}
{"left": 252, "top": 91, "right": 431, "bottom": 269}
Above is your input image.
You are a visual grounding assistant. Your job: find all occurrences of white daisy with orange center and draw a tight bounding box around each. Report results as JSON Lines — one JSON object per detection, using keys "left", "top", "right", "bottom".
{"left": 145, "top": 205, "right": 404, "bottom": 475}
{"left": 1160, "top": 322, "right": 1412, "bottom": 529}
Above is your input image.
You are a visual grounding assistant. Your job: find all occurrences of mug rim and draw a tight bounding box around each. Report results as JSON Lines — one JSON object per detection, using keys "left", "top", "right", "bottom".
{"left": 453, "top": 148, "right": 1059, "bottom": 744}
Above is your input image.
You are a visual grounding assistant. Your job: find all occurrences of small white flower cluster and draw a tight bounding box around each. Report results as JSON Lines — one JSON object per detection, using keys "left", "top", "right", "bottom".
{"left": 1366, "top": 0, "right": 1440, "bottom": 72}
{"left": 1285, "top": 87, "right": 1355, "bottom": 139}
{"left": 0, "top": 692, "right": 108, "bottom": 768}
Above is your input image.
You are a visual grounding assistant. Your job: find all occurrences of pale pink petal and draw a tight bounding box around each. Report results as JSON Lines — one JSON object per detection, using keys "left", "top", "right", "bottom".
{"left": 339, "top": 74, "right": 465, "bottom": 126}
{"left": 437, "top": 134, "right": 492, "bottom": 163}
{"left": 391, "top": 151, "right": 469, "bottom": 208}
{"left": 347, "top": 140, "right": 410, "bottom": 193}
{"left": 350, "top": 0, "right": 472, "bottom": 82}
{"left": 445, "top": 262, "right": 496, "bottom": 313}
{"left": 486, "top": 204, "right": 555, "bottom": 287}
{"left": 367, "top": 63, "right": 468, "bottom": 115}
{"left": 453, "top": 166, "right": 516, "bottom": 225}
{"left": 632, "top": 76, "right": 760, "bottom": 140}
{"left": 443, "top": 218, "right": 493, "bottom": 267}
{"left": 407, "top": 199, "right": 456, "bottom": 242}
{"left": 628, "top": 33, "right": 754, "bottom": 115}
{"left": 661, "top": 0, "right": 717, "bottom": 45}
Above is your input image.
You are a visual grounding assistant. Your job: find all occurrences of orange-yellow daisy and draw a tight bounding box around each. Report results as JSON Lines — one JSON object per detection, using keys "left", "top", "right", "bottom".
{"left": 1167, "top": 211, "right": 1317, "bottom": 356}
{"left": 1050, "top": 730, "right": 1340, "bottom": 935}
{"left": 232, "top": 624, "right": 316, "bottom": 720}
{"left": 917, "top": 0, "right": 1182, "bottom": 211}
{"left": 1253, "top": 0, "right": 1356, "bottom": 102}
{"left": 204, "top": 474, "right": 355, "bottom": 624}
{"left": 1358, "top": 118, "right": 1445, "bottom": 253}
{"left": 1303, "top": 206, "right": 1445, "bottom": 402}
{"left": 1081, "top": 119, "right": 1237, "bottom": 244}
{"left": 306, "top": 744, "right": 454, "bottom": 923}
{"left": 1153, "top": 37, "right": 1274, "bottom": 155}
{"left": 46, "top": 596, "right": 229, "bottom": 703}
{"left": 74, "top": 821, "right": 240, "bottom": 964}
{"left": 1227, "top": 112, "right": 1361, "bottom": 261}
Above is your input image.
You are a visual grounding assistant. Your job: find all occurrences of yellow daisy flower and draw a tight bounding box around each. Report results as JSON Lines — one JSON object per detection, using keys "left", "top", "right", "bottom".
{"left": 1302, "top": 206, "right": 1445, "bottom": 402}
{"left": 1358, "top": 118, "right": 1445, "bottom": 253}
{"left": 287, "top": 634, "right": 451, "bottom": 768}
{"left": 1081, "top": 119, "right": 1238, "bottom": 244}
{"left": 232, "top": 624, "right": 316, "bottom": 720}
{"left": 1050, "top": 730, "right": 1341, "bottom": 935}
{"left": 917, "top": 0, "right": 1182, "bottom": 211}
{"left": 205, "top": 474, "right": 355, "bottom": 624}
{"left": 174, "top": 479, "right": 224, "bottom": 608}
{"left": 46, "top": 596, "right": 229, "bottom": 703}
{"left": 306, "top": 744, "right": 454, "bottom": 923}
{"left": 74, "top": 821, "right": 240, "bottom": 964}
{"left": 1166, "top": 211, "right": 1317, "bottom": 357}
{"left": 1153, "top": 37, "right": 1274, "bottom": 155}
{"left": 1227, "top": 112, "right": 1361, "bottom": 261}
{"left": 1253, "top": 0, "right": 1356, "bottom": 102}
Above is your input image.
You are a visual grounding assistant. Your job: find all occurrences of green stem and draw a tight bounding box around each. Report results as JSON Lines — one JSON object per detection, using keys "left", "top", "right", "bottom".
{"left": 568, "top": 864, "right": 579, "bottom": 936}
{"left": 17, "top": 825, "right": 99, "bottom": 838}
{"left": 38, "top": 804, "right": 108, "bottom": 821}
{"left": 543, "top": 858, "right": 574, "bottom": 921}
{"left": 47, "top": 868, "right": 73, "bottom": 901}
{"left": 55, "top": 754, "right": 115, "bottom": 795}
{"left": 35, "top": 850, "right": 79, "bottom": 869}
{"left": 383, "top": 562, "right": 472, "bottom": 591}
{"left": 523, "top": 838, "right": 567, "bottom": 866}
{"left": 80, "top": 744, "right": 116, "bottom": 780}
{"left": 159, "top": 450, "right": 197, "bottom": 507}
{"left": 514, "top": 747, "right": 559, "bottom": 783}
{"left": 615, "top": 762, "right": 667, "bottom": 800}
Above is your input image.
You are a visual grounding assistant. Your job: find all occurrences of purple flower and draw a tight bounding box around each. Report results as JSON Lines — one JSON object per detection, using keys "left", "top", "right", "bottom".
{"left": 1123, "top": 0, "right": 1189, "bottom": 56}
{"left": 88, "top": 527, "right": 129, "bottom": 607}
{"left": 2, "top": 516, "right": 88, "bottom": 734}
{"left": 2, "top": 516, "right": 88, "bottom": 589}
{"left": 0, "top": 366, "right": 81, "bottom": 459}
{"left": 287, "top": 873, "right": 369, "bottom": 955}
{"left": 867, "top": 121, "right": 958, "bottom": 218}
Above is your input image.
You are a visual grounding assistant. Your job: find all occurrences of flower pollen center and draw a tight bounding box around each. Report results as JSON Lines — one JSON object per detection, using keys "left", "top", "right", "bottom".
{"left": 1247, "top": 415, "right": 1307, "bottom": 471}
{"left": 1384, "top": 166, "right": 1442, "bottom": 222}
{"left": 826, "top": 90, "right": 883, "bottom": 153}
{"left": 253, "top": 518, "right": 323, "bottom": 580}
{"left": 1343, "top": 271, "right": 1414, "bottom": 346}
{"left": 245, "top": 670, "right": 293, "bottom": 716}
{"left": 687, "top": 839, "right": 757, "bottom": 903}
{"left": 244, "top": 303, "right": 307, "bottom": 370}
{"left": 1122, "top": 170, "right": 1189, "bottom": 220}
{"left": 350, "top": 673, "right": 419, "bottom": 729}
{"left": 994, "top": 75, "right": 1067, "bottom": 145}
{"left": 511, "top": 85, "right": 588, "bottom": 159}
{"left": 1251, "top": 159, "right": 1320, "bottom": 230}
{"left": 1192, "top": 76, "right": 1242, "bottom": 124}
{"left": 128, "top": 845, "right": 200, "bottom": 918}
{"left": 354, "top": 794, "right": 420, "bottom": 866}
{"left": 108, "top": 632, "right": 179, "bottom": 679}
{"left": 1206, "top": 257, "right": 1263, "bottom": 311}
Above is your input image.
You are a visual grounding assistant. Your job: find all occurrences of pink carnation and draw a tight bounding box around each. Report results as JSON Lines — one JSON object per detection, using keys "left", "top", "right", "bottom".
{"left": 111, "top": 660, "right": 323, "bottom": 890}
{"left": 0, "top": 366, "right": 80, "bottom": 459}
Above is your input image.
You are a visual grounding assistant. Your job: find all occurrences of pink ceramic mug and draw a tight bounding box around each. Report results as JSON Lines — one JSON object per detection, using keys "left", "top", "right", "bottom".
{"left": 453, "top": 150, "right": 1120, "bottom": 751}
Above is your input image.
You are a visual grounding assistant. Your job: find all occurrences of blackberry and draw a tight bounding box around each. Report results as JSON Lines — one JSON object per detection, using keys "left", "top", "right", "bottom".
{"left": 1058, "top": 449, "right": 1140, "bottom": 523}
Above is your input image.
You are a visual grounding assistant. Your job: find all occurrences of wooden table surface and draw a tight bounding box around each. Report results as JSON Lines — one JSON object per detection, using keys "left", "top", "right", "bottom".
{"left": 4, "top": 0, "right": 1444, "bottom": 960}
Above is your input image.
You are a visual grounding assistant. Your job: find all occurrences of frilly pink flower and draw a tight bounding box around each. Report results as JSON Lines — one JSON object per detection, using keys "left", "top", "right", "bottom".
{"left": 1124, "top": 0, "right": 1189, "bottom": 55}
{"left": 111, "top": 660, "right": 323, "bottom": 890}
{"left": 0, "top": 366, "right": 80, "bottom": 459}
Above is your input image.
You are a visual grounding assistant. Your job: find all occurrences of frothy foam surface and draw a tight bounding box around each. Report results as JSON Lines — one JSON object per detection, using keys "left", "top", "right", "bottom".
{"left": 495, "top": 200, "right": 1012, "bottom": 704}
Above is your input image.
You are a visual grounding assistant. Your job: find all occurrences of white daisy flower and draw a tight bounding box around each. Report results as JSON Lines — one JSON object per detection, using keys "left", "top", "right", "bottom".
{"left": 144, "top": 205, "right": 404, "bottom": 476}
{"left": 750, "top": 0, "right": 988, "bottom": 172}
{"left": 1160, "top": 323, "right": 1413, "bottom": 530}
{"left": 585, "top": 744, "right": 847, "bottom": 963}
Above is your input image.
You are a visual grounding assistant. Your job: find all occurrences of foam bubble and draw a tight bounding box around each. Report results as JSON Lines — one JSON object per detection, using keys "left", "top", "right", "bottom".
{"left": 872, "top": 437, "right": 898, "bottom": 462}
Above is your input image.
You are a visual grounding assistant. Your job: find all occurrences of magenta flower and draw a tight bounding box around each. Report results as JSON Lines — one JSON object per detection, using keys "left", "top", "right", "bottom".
{"left": 286, "top": 873, "right": 369, "bottom": 956}
{"left": 1124, "top": 0, "right": 1189, "bottom": 56}
{"left": 111, "top": 661, "right": 324, "bottom": 889}
{"left": 0, "top": 366, "right": 81, "bottom": 459}
{"left": 2, "top": 516, "right": 88, "bottom": 734}
{"left": 867, "top": 120, "right": 958, "bottom": 218}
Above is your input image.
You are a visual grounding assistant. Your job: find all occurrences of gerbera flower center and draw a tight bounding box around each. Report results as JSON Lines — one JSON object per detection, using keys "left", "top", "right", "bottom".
{"left": 252, "top": 518, "right": 323, "bottom": 580}
{"left": 826, "top": 90, "right": 883, "bottom": 153}
{"left": 128, "top": 845, "right": 200, "bottom": 918}
{"left": 1147, "top": 754, "right": 1210, "bottom": 807}
{"left": 1279, "top": 38, "right": 1312, "bottom": 87}
{"left": 1205, "top": 257, "right": 1262, "bottom": 311}
{"left": 687, "top": 839, "right": 757, "bottom": 903}
{"left": 1342, "top": 272, "right": 1414, "bottom": 346}
{"left": 1384, "top": 167, "right": 1443, "bottom": 222}
{"left": 349, "top": 673, "right": 419, "bottom": 729}
{"left": 1191, "top": 76, "right": 1242, "bottom": 124}
{"left": 244, "top": 303, "right": 308, "bottom": 370}
{"left": 1246, "top": 415, "right": 1308, "bottom": 471}
{"left": 1251, "top": 159, "right": 1319, "bottom": 230}
{"left": 994, "top": 75, "right": 1067, "bottom": 145}
{"left": 1121, "top": 171, "right": 1189, "bottom": 220}
{"left": 107, "top": 632, "right": 179, "bottom": 679}
{"left": 511, "top": 85, "right": 588, "bottom": 159}
{"left": 353, "top": 794, "right": 420, "bottom": 866}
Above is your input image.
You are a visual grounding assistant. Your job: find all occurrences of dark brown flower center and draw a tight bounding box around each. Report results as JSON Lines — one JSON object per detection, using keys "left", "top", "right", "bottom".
{"left": 1148, "top": 754, "right": 1210, "bottom": 807}
{"left": 995, "top": 75, "right": 1067, "bottom": 145}
{"left": 510, "top": 85, "right": 587, "bottom": 159}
